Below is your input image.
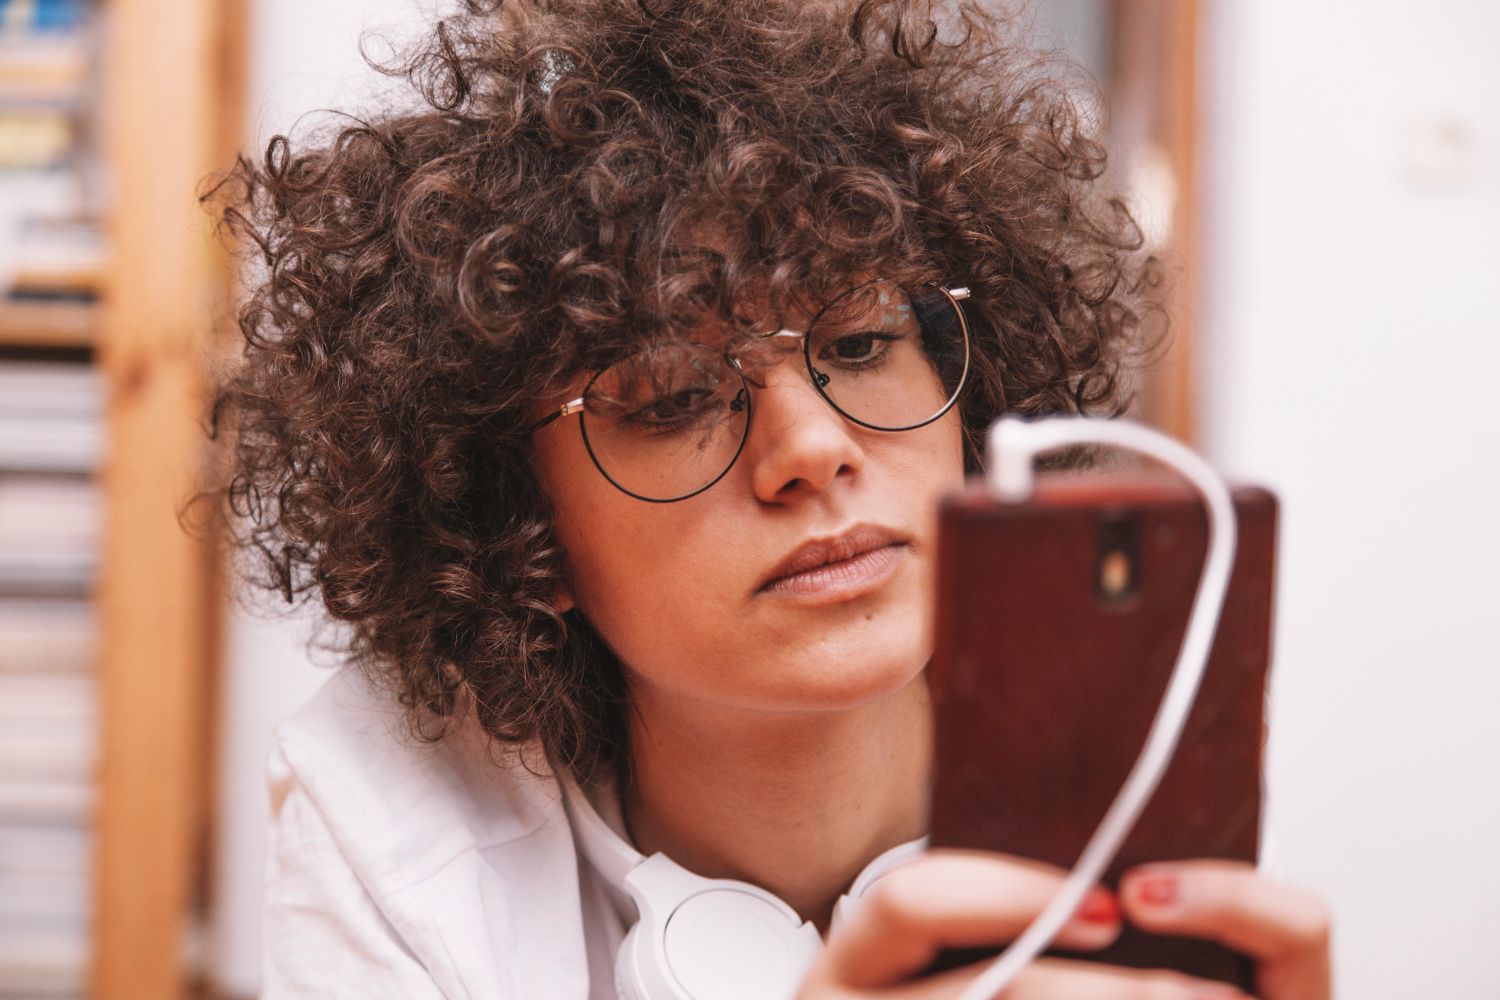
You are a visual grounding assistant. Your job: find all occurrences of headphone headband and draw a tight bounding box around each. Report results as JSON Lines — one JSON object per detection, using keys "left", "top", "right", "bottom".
{"left": 559, "top": 768, "right": 643, "bottom": 891}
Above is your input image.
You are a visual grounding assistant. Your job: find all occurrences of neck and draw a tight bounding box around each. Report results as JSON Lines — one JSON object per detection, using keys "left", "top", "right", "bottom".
{"left": 620, "top": 671, "right": 932, "bottom": 932}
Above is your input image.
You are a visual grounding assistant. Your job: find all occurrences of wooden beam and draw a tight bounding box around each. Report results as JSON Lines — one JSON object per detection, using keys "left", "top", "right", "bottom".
{"left": 91, "top": 0, "right": 230, "bottom": 995}
{"left": 1108, "top": 0, "right": 1201, "bottom": 444}
{"left": 1155, "top": 0, "right": 1200, "bottom": 444}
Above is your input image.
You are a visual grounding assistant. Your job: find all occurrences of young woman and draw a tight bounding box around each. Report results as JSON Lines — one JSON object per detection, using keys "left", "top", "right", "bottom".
{"left": 208, "top": 1, "right": 1332, "bottom": 996}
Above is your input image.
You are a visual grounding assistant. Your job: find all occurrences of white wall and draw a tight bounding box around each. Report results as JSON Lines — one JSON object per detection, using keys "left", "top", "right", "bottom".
{"left": 207, "top": 2, "right": 440, "bottom": 996}
{"left": 1199, "top": 3, "right": 1500, "bottom": 998}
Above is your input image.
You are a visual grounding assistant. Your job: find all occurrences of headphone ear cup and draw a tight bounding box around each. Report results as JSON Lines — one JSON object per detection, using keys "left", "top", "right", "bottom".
{"left": 616, "top": 854, "right": 822, "bottom": 1000}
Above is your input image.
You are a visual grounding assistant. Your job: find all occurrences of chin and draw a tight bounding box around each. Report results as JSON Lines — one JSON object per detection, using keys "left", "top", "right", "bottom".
{"left": 762, "top": 629, "right": 931, "bottom": 712}
{"left": 774, "top": 589, "right": 933, "bottom": 707}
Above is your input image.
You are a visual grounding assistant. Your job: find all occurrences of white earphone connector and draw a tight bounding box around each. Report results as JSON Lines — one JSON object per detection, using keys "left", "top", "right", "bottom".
{"left": 985, "top": 415, "right": 1042, "bottom": 501}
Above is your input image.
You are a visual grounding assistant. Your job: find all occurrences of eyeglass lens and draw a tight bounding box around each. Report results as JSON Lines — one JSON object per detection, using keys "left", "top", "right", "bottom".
{"left": 578, "top": 281, "right": 969, "bottom": 501}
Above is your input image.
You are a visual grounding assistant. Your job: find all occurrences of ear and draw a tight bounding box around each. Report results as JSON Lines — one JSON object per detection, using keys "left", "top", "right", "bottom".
{"left": 550, "top": 560, "right": 577, "bottom": 614}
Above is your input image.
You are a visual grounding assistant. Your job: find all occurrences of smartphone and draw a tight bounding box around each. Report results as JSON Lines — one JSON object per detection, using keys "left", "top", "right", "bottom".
{"left": 925, "top": 472, "right": 1278, "bottom": 989}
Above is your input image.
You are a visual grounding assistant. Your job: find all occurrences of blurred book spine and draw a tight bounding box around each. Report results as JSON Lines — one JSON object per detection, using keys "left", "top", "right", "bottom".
{"left": 0, "top": 3, "right": 101, "bottom": 996}
{"left": 0, "top": 594, "right": 97, "bottom": 998}
{"left": 2, "top": 0, "right": 102, "bottom": 345}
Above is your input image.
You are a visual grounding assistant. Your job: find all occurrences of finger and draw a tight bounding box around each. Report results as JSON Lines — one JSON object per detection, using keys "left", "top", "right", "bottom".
{"left": 835, "top": 956, "right": 1257, "bottom": 1000}
{"left": 814, "top": 850, "right": 1122, "bottom": 989}
{"left": 1120, "top": 860, "right": 1332, "bottom": 962}
{"left": 1002, "top": 957, "right": 1256, "bottom": 1000}
{"left": 821, "top": 958, "right": 995, "bottom": 1000}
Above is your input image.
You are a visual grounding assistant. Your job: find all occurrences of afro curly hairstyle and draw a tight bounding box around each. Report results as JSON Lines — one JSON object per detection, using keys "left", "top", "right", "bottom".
{"left": 204, "top": 0, "right": 1161, "bottom": 778}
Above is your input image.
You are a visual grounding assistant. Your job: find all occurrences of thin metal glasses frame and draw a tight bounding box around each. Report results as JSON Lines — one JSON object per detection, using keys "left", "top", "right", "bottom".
{"left": 526, "top": 280, "right": 973, "bottom": 503}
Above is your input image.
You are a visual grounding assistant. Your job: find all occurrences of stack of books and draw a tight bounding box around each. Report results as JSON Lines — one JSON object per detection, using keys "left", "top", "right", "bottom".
{"left": 0, "top": 600, "right": 96, "bottom": 997}
{"left": 0, "top": 362, "right": 102, "bottom": 584}
{"left": 0, "top": 361, "right": 101, "bottom": 997}
{"left": 2, "top": 2, "right": 103, "bottom": 996}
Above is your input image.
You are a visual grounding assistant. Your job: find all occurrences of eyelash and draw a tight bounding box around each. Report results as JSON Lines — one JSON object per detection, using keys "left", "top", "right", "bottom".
{"left": 619, "top": 390, "right": 722, "bottom": 436}
{"left": 819, "top": 331, "right": 901, "bottom": 371}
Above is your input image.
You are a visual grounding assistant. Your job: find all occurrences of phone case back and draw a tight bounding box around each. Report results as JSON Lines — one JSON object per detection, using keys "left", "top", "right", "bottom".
{"left": 928, "top": 475, "right": 1278, "bottom": 988}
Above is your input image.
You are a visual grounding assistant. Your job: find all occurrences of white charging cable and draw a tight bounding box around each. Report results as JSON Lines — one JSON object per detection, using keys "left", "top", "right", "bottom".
{"left": 953, "top": 415, "right": 1238, "bottom": 1000}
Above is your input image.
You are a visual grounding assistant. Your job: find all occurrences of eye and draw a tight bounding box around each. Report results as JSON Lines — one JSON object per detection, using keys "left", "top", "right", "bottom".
{"left": 624, "top": 385, "right": 721, "bottom": 431}
{"left": 819, "top": 331, "right": 901, "bottom": 368}
{"left": 642, "top": 388, "right": 710, "bottom": 419}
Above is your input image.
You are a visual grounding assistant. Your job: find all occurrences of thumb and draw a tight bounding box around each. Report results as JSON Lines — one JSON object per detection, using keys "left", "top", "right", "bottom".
{"left": 811, "top": 851, "right": 1120, "bottom": 990}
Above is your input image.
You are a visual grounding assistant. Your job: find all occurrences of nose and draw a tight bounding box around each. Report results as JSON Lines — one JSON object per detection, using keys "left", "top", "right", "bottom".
{"left": 742, "top": 357, "right": 865, "bottom": 504}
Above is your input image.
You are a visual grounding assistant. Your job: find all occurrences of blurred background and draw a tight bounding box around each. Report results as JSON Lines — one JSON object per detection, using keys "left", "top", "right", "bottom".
{"left": 0, "top": 0, "right": 1495, "bottom": 997}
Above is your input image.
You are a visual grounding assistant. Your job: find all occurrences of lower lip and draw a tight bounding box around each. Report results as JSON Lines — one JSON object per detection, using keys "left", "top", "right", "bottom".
{"left": 759, "top": 543, "right": 908, "bottom": 602}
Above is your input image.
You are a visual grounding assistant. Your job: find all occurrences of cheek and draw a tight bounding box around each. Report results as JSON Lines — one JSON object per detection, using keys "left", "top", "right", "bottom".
{"left": 544, "top": 456, "right": 739, "bottom": 672}
{"left": 881, "top": 409, "right": 967, "bottom": 498}
{"left": 562, "top": 510, "right": 749, "bottom": 691}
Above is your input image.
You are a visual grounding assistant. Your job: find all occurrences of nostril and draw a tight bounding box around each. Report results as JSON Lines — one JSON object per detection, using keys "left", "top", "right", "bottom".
{"left": 777, "top": 461, "right": 854, "bottom": 498}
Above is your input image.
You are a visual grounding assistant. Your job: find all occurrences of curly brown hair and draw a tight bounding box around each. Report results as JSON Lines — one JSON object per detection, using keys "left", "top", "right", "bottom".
{"left": 204, "top": 0, "right": 1160, "bottom": 777}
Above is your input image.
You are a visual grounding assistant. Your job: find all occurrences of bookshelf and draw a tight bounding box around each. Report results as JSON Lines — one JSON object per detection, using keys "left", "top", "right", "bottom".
{"left": 0, "top": 0, "right": 243, "bottom": 996}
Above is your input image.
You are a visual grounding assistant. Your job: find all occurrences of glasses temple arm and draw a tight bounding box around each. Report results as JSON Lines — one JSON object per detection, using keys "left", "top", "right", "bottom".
{"left": 522, "top": 398, "right": 585, "bottom": 435}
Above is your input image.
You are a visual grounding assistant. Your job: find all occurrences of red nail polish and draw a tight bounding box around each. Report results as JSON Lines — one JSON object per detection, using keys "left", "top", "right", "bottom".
{"left": 1136, "top": 874, "right": 1178, "bottom": 906}
{"left": 1077, "top": 889, "right": 1120, "bottom": 924}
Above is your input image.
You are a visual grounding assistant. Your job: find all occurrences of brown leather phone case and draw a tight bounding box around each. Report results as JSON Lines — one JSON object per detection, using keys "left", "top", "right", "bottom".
{"left": 926, "top": 473, "right": 1278, "bottom": 989}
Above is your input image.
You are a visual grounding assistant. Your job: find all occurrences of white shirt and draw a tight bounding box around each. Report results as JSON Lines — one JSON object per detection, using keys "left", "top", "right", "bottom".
{"left": 260, "top": 667, "right": 628, "bottom": 999}
{"left": 261, "top": 666, "right": 1274, "bottom": 997}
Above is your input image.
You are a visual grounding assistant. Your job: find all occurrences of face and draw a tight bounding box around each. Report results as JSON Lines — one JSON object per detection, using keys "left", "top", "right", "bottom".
{"left": 530, "top": 298, "right": 967, "bottom": 717}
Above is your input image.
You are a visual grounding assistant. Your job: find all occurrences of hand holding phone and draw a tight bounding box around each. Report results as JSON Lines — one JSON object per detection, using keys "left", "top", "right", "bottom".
{"left": 926, "top": 472, "right": 1279, "bottom": 990}
{"left": 796, "top": 850, "right": 1331, "bottom": 1000}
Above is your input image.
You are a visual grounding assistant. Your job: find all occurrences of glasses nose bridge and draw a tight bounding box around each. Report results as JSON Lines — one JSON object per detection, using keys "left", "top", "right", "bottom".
{"left": 727, "top": 327, "right": 806, "bottom": 364}
{"left": 728, "top": 327, "right": 841, "bottom": 422}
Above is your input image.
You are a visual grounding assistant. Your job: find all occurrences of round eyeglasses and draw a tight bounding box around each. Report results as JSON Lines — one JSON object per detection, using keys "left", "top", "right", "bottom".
{"left": 526, "top": 279, "right": 973, "bottom": 502}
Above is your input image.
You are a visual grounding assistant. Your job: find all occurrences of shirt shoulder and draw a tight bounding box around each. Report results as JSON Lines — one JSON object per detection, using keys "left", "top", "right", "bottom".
{"left": 262, "top": 668, "right": 594, "bottom": 999}
{"left": 269, "top": 667, "right": 559, "bottom": 882}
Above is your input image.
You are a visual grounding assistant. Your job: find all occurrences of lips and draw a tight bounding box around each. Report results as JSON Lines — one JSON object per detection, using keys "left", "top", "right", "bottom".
{"left": 757, "top": 524, "right": 909, "bottom": 594}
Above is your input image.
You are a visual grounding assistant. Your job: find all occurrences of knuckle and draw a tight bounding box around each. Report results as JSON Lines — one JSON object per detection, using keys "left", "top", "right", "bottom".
{"left": 1255, "top": 879, "right": 1334, "bottom": 956}
{"left": 1294, "top": 892, "right": 1334, "bottom": 948}
{"left": 859, "top": 851, "right": 980, "bottom": 924}
{"left": 859, "top": 869, "right": 922, "bottom": 930}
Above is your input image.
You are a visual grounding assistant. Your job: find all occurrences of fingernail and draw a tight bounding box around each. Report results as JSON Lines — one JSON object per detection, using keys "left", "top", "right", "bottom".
{"left": 1077, "top": 888, "right": 1120, "bottom": 924}
{"left": 1135, "top": 874, "right": 1178, "bottom": 906}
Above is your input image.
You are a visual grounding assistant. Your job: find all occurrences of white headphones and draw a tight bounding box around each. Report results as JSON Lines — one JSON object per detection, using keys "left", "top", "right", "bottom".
{"left": 559, "top": 771, "right": 927, "bottom": 1000}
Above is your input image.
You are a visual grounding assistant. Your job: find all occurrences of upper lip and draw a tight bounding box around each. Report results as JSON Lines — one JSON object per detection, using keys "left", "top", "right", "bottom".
{"left": 758, "top": 524, "right": 908, "bottom": 591}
